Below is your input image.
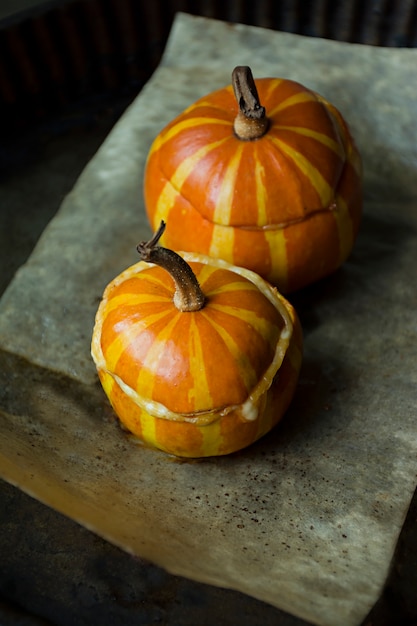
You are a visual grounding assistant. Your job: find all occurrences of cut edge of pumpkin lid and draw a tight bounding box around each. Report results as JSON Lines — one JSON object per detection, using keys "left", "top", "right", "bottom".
{"left": 91, "top": 253, "right": 294, "bottom": 426}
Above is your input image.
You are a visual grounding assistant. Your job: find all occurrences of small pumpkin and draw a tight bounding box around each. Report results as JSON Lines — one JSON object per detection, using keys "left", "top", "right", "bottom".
{"left": 91, "top": 222, "right": 302, "bottom": 457}
{"left": 144, "top": 66, "right": 362, "bottom": 293}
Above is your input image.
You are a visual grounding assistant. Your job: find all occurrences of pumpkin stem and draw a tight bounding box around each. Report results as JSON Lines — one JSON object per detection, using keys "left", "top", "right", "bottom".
{"left": 232, "top": 66, "right": 269, "bottom": 140}
{"left": 137, "top": 221, "right": 206, "bottom": 312}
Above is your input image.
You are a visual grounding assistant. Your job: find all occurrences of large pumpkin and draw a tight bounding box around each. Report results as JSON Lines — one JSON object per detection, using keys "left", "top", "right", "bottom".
{"left": 144, "top": 66, "right": 362, "bottom": 293}
{"left": 91, "top": 222, "right": 302, "bottom": 458}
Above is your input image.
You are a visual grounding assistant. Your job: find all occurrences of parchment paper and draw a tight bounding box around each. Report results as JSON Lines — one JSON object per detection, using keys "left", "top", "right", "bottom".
{"left": 1, "top": 13, "right": 416, "bottom": 626}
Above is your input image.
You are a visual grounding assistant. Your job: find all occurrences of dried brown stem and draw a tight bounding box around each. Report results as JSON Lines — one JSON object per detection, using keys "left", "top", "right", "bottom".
{"left": 232, "top": 66, "right": 269, "bottom": 140}
{"left": 137, "top": 221, "right": 206, "bottom": 312}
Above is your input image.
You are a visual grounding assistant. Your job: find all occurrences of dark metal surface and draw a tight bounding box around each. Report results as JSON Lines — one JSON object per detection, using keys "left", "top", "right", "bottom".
{"left": 1, "top": 0, "right": 417, "bottom": 137}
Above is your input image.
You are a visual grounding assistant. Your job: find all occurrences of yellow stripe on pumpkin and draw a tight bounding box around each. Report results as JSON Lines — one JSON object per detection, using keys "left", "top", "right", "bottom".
{"left": 200, "top": 419, "right": 222, "bottom": 457}
{"left": 207, "top": 302, "right": 280, "bottom": 343}
{"left": 153, "top": 117, "right": 231, "bottom": 151}
{"left": 347, "top": 144, "right": 362, "bottom": 177}
{"left": 99, "top": 369, "right": 116, "bottom": 403}
{"left": 276, "top": 125, "right": 345, "bottom": 158}
{"left": 269, "top": 137, "right": 333, "bottom": 207}
{"left": 146, "top": 132, "right": 162, "bottom": 159}
{"left": 153, "top": 180, "right": 182, "bottom": 229}
{"left": 254, "top": 157, "right": 268, "bottom": 225}
{"left": 209, "top": 223, "right": 235, "bottom": 260}
{"left": 263, "top": 78, "right": 284, "bottom": 101}
{"left": 201, "top": 312, "right": 259, "bottom": 392}
{"left": 192, "top": 262, "right": 218, "bottom": 288}
{"left": 268, "top": 91, "right": 315, "bottom": 116}
{"left": 136, "top": 311, "right": 184, "bottom": 398}
{"left": 264, "top": 227, "right": 288, "bottom": 291}
{"left": 137, "top": 406, "right": 159, "bottom": 450}
{"left": 103, "top": 310, "right": 172, "bottom": 372}
{"left": 186, "top": 315, "right": 212, "bottom": 411}
{"left": 212, "top": 143, "right": 244, "bottom": 224}
{"left": 102, "top": 292, "right": 170, "bottom": 315}
{"left": 154, "top": 137, "right": 230, "bottom": 226}
{"left": 201, "top": 278, "right": 259, "bottom": 297}
{"left": 331, "top": 197, "right": 354, "bottom": 265}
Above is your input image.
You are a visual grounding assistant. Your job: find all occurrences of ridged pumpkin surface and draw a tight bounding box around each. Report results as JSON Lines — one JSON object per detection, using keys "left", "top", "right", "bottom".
{"left": 144, "top": 73, "right": 362, "bottom": 293}
{"left": 91, "top": 253, "right": 302, "bottom": 457}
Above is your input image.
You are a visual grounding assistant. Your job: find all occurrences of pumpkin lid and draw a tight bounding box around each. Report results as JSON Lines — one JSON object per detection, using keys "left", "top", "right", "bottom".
{"left": 147, "top": 68, "right": 349, "bottom": 229}
{"left": 92, "top": 228, "right": 294, "bottom": 422}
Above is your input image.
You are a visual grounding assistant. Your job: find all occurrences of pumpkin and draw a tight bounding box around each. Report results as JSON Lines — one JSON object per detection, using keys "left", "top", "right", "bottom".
{"left": 144, "top": 66, "right": 362, "bottom": 293}
{"left": 91, "top": 222, "right": 302, "bottom": 458}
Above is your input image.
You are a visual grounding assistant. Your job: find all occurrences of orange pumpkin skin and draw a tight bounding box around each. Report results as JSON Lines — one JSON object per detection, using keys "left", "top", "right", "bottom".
{"left": 91, "top": 254, "right": 302, "bottom": 457}
{"left": 144, "top": 76, "right": 362, "bottom": 293}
